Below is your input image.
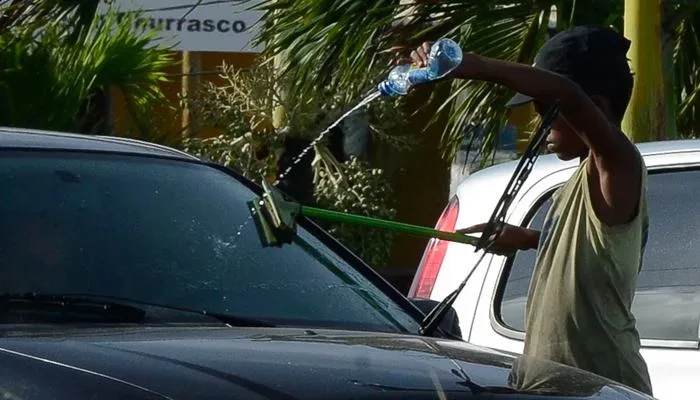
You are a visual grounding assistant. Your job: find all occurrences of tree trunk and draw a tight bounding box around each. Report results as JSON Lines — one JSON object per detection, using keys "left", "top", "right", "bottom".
{"left": 622, "top": 0, "right": 666, "bottom": 142}
{"left": 181, "top": 51, "right": 201, "bottom": 138}
{"left": 272, "top": 53, "right": 288, "bottom": 130}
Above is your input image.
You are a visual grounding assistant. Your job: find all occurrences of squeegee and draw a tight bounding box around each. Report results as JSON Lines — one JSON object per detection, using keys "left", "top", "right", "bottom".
{"left": 248, "top": 180, "right": 486, "bottom": 249}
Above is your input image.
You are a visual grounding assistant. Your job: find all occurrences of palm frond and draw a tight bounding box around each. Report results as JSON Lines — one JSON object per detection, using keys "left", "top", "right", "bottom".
{"left": 431, "top": 3, "right": 552, "bottom": 162}
{"left": 254, "top": 0, "right": 700, "bottom": 165}
{"left": 254, "top": 1, "right": 553, "bottom": 162}
{"left": 254, "top": 0, "right": 399, "bottom": 101}
{"left": 0, "top": 4, "right": 172, "bottom": 134}
{"left": 673, "top": 8, "right": 700, "bottom": 136}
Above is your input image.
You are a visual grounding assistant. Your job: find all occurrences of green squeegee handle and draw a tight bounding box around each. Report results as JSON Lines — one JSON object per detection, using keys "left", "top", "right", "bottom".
{"left": 300, "top": 206, "right": 479, "bottom": 246}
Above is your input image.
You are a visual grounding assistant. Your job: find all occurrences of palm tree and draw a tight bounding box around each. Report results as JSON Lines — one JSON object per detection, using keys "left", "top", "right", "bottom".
{"left": 0, "top": 1, "right": 173, "bottom": 136}
{"left": 253, "top": 0, "right": 700, "bottom": 287}
{"left": 255, "top": 0, "right": 699, "bottom": 156}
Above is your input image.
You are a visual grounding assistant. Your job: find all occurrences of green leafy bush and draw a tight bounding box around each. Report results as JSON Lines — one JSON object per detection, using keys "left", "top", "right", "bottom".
{"left": 0, "top": 3, "right": 171, "bottom": 134}
{"left": 313, "top": 153, "right": 396, "bottom": 267}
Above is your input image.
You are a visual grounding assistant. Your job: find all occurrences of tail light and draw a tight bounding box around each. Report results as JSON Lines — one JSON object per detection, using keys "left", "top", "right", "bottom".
{"left": 408, "top": 196, "right": 460, "bottom": 298}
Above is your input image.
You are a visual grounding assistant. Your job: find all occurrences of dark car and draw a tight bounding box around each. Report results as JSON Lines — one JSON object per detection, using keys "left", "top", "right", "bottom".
{"left": 0, "top": 127, "right": 654, "bottom": 399}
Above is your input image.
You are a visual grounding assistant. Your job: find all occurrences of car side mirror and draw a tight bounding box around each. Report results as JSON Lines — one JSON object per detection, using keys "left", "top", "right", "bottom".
{"left": 408, "top": 297, "right": 462, "bottom": 339}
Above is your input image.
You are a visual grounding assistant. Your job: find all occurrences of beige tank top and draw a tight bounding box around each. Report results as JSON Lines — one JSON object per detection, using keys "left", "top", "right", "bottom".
{"left": 520, "top": 156, "right": 653, "bottom": 396}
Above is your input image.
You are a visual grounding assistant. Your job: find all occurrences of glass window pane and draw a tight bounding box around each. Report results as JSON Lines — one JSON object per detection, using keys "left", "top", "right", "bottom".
{"left": 0, "top": 151, "right": 420, "bottom": 333}
{"left": 498, "top": 169, "right": 700, "bottom": 342}
{"left": 635, "top": 169, "right": 700, "bottom": 341}
{"left": 500, "top": 197, "right": 552, "bottom": 331}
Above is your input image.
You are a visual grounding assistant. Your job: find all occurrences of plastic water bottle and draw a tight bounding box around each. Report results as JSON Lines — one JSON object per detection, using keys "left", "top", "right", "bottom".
{"left": 377, "top": 38, "right": 463, "bottom": 97}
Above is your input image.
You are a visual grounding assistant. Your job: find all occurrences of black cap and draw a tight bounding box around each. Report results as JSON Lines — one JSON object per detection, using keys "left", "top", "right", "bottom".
{"left": 506, "top": 25, "right": 632, "bottom": 108}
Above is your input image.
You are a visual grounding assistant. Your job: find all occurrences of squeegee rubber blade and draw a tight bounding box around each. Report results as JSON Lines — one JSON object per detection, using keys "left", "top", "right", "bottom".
{"left": 247, "top": 200, "right": 280, "bottom": 248}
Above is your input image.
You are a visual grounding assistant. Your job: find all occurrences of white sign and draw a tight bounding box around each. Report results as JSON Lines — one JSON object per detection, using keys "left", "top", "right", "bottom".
{"left": 98, "top": 0, "right": 264, "bottom": 53}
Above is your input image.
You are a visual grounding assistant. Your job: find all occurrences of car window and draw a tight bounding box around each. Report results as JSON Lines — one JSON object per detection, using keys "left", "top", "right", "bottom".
{"left": 498, "top": 169, "right": 700, "bottom": 342}
{"left": 0, "top": 150, "right": 421, "bottom": 334}
{"left": 499, "top": 196, "right": 551, "bottom": 332}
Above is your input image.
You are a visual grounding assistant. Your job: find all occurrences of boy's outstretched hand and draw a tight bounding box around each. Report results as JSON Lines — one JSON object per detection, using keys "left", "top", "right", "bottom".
{"left": 408, "top": 42, "right": 433, "bottom": 67}
{"left": 458, "top": 223, "right": 540, "bottom": 257}
{"left": 400, "top": 41, "right": 482, "bottom": 83}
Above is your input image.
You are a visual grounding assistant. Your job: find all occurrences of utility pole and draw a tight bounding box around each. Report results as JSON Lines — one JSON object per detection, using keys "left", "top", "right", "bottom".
{"left": 181, "top": 50, "right": 201, "bottom": 138}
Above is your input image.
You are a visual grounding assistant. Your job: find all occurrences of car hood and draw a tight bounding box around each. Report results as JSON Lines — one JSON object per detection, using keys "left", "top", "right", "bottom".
{"left": 0, "top": 326, "right": 652, "bottom": 399}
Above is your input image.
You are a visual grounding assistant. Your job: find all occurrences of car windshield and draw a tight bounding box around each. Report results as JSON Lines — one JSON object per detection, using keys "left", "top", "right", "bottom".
{"left": 0, "top": 150, "right": 421, "bottom": 334}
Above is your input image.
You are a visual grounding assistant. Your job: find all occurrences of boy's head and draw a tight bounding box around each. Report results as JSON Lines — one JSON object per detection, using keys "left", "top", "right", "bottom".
{"left": 507, "top": 25, "right": 633, "bottom": 161}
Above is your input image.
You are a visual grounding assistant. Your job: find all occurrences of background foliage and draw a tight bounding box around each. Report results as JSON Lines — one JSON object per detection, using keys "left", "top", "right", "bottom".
{"left": 254, "top": 0, "right": 700, "bottom": 164}
{"left": 182, "top": 62, "right": 401, "bottom": 267}
{"left": 0, "top": 1, "right": 172, "bottom": 134}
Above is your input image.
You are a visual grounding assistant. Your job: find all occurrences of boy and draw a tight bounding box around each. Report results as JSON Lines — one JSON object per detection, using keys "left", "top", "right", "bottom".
{"left": 406, "top": 25, "right": 652, "bottom": 395}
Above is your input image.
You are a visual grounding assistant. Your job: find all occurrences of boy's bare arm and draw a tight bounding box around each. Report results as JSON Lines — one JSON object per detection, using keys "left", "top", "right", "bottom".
{"left": 452, "top": 55, "right": 629, "bottom": 158}
{"left": 459, "top": 223, "right": 540, "bottom": 251}
{"left": 443, "top": 52, "right": 642, "bottom": 226}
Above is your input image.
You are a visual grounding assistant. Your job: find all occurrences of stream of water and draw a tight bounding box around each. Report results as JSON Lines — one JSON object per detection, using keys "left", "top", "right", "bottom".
{"left": 273, "top": 90, "right": 381, "bottom": 185}
{"left": 235, "top": 89, "right": 382, "bottom": 242}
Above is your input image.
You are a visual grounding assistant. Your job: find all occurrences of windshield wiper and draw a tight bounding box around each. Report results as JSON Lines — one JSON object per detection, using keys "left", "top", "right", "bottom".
{"left": 0, "top": 293, "right": 146, "bottom": 323}
{"left": 419, "top": 103, "right": 561, "bottom": 337}
{"left": 0, "top": 293, "right": 275, "bottom": 328}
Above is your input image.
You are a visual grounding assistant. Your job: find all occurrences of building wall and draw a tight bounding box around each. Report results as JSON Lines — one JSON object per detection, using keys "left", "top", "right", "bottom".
{"left": 110, "top": 50, "right": 259, "bottom": 143}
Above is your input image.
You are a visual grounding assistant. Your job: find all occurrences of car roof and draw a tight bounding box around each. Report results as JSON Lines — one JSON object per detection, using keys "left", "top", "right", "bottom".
{"left": 451, "top": 139, "right": 700, "bottom": 223}
{"left": 0, "top": 126, "right": 198, "bottom": 160}
{"left": 462, "top": 138, "right": 700, "bottom": 185}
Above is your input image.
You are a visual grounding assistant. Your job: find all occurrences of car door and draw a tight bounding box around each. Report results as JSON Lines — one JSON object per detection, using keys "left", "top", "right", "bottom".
{"left": 469, "top": 152, "right": 700, "bottom": 400}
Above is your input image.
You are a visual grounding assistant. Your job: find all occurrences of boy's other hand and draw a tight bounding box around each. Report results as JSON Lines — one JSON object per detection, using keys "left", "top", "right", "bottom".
{"left": 457, "top": 223, "right": 539, "bottom": 256}
{"left": 401, "top": 42, "right": 482, "bottom": 80}
{"left": 409, "top": 41, "right": 433, "bottom": 67}
{"left": 387, "top": 42, "right": 433, "bottom": 67}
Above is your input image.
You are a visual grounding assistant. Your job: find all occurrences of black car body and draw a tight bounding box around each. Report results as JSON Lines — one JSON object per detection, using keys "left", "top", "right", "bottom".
{"left": 0, "top": 128, "right": 655, "bottom": 399}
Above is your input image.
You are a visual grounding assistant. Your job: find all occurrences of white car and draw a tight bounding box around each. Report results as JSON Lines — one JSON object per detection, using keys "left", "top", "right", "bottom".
{"left": 409, "top": 139, "right": 700, "bottom": 400}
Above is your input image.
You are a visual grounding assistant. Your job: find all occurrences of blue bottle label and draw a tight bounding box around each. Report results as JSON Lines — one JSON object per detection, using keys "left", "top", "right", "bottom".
{"left": 407, "top": 68, "right": 430, "bottom": 86}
